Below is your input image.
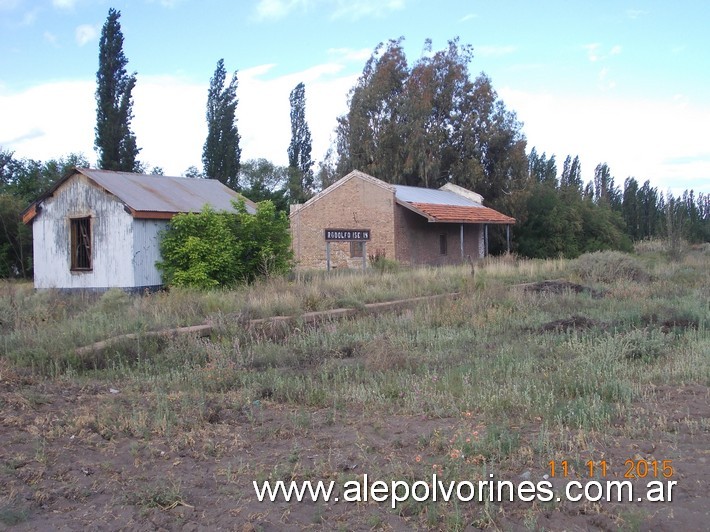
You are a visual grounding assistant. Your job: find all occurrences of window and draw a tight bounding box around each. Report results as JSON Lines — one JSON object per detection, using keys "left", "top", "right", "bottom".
{"left": 350, "top": 241, "right": 364, "bottom": 258}
{"left": 439, "top": 234, "right": 448, "bottom": 255}
{"left": 70, "top": 217, "right": 92, "bottom": 270}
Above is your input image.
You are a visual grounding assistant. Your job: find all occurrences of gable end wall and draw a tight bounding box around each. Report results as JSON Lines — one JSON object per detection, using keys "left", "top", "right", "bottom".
{"left": 291, "top": 176, "right": 396, "bottom": 269}
{"left": 32, "top": 174, "right": 135, "bottom": 289}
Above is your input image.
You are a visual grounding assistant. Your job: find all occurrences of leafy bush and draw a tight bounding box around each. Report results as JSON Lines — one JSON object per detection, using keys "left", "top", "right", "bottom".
{"left": 157, "top": 200, "right": 292, "bottom": 289}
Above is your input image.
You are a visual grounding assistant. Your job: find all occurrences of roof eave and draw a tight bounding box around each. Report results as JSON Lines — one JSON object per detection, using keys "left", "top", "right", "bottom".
{"left": 20, "top": 166, "right": 85, "bottom": 225}
{"left": 129, "top": 209, "right": 178, "bottom": 220}
{"left": 395, "top": 199, "right": 436, "bottom": 221}
{"left": 427, "top": 218, "right": 516, "bottom": 224}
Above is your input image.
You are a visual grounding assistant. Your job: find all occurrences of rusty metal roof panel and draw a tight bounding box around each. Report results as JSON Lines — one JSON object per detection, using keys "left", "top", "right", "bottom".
{"left": 77, "top": 168, "right": 256, "bottom": 215}
{"left": 393, "top": 185, "right": 482, "bottom": 207}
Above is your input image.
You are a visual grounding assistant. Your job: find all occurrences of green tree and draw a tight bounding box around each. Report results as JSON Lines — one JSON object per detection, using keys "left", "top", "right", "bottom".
{"left": 315, "top": 146, "right": 339, "bottom": 190}
{"left": 637, "top": 180, "right": 661, "bottom": 239}
{"left": 203, "top": 59, "right": 241, "bottom": 189}
{"left": 622, "top": 177, "right": 640, "bottom": 240}
{"left": 336, "top": 37, "right": 528, "bottom": 209}
{"left": 515, "top": 184, "right": 582, "bottom": 258}
{"left": 579, "top": 201, "right": 632, "bottom": 253}
{"left": 0, "top": 150, "right": 88, "bottom": 278}
{"left": 336, "top": 38, "right": 409, "bottom": 179}
{"left": 287, "top": 82, "right": 314, "bottom": 203}
{"left": 183, "top": 166, "right": 203, "bottom": 178}
{"left": 239, "top": 158, "right": 288, "bottom": 211}
{"left": 528, "top": 148, "right": 557, "bottom": 186}
{"left": 593, "top": 163, "right": 621, "bottom": 210}
{"left": 0, "top": 193, "right": 33, "bottom": 277}
{"left": 95, "top": 8, "right": 140, "bottom": 172}
{"left": 560, "top": 155, "right": 583, "bottom": 193}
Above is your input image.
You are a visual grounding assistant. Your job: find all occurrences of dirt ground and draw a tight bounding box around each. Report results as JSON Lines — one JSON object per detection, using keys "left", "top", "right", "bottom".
{"left": 1, "top": 363, "right": 708, "bottom": 531}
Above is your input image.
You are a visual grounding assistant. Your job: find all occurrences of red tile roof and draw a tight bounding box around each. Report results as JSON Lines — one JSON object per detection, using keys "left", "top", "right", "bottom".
{"left": 409, "top": 202, "right": 515, "bottom": 224}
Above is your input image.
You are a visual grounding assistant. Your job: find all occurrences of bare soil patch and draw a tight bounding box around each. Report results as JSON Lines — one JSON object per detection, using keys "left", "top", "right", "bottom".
{"left": 1, "top": 375, "right": 707, "bottom": 530}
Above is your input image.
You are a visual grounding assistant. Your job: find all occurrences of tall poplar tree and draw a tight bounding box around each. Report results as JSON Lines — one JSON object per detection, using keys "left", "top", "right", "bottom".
{"left": 203, "top": 59, "right": 241, "bottom": 189}
{"left": 94, "top": 8, "right": 140, "bottom": 172}
{"left": 287, "top": 82, "right": 314, "bottom": 204}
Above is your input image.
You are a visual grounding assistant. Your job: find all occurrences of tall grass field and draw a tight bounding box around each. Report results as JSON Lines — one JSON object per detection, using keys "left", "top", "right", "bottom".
{"left": 0, "top": 243, "right": 708, "bottom": 530}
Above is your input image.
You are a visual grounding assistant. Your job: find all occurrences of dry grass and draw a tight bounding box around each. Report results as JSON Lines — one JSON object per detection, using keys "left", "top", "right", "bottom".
{"left": 0, "top": 244, "right": 708, "bottom": 529}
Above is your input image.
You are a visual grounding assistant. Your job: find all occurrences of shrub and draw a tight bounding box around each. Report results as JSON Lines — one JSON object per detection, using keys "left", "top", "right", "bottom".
{"left": 228, "top": 199, "right": 293, "bottom": 282}
{"left": 572, "top": 250, "right": 650, "bottom": 284}
{"left": 368, "top": 248, "right": 399, "bottom": 273}
{"left": 157, "top": 200, "right": 292, "bottom": 289}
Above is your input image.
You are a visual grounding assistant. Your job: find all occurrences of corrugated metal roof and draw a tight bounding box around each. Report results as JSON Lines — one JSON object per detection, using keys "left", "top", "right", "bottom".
{"left": 393, "top": 185, "right": 482, "bottom": 207}
{"left": 78, "top": 168, "right": 256, "bottom": 215}
{"left": 409, "top": 203, "right": 516, "bottom": 224}
{"left": 22, "top": 168, "right": 258, "bottom": 224}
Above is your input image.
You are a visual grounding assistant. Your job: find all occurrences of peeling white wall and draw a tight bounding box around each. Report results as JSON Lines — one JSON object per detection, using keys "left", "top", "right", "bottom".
{"left": 32, "top": 174, "right": 134, "bottom": 289}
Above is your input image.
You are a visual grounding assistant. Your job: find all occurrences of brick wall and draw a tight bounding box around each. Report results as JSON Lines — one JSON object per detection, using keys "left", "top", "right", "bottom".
{"left": 290, "top": 174, "right": 396, "bottom": 269}
{"left": 290, "top": 172, "right": 487, "bottom": 270}
{"left": 394, "top": 205, "right": 483, "bottom": 266}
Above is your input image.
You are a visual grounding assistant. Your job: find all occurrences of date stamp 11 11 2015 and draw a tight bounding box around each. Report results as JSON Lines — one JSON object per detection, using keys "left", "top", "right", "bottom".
{"left": 548, "top": 459, "right": 674, "bottom": 479}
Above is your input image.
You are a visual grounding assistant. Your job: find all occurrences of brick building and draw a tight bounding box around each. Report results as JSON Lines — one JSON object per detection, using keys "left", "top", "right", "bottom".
{"left": 289, "top": 170, "right": 515, "bottom": 269}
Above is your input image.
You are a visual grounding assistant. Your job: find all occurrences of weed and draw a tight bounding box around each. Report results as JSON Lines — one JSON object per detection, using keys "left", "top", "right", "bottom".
{"left": 572, "top": 250, "right": 650, "bottom": 283}
{"left": 0, "top": 502, "right": 29, "bottom": 526}
{"left": 0, "top": 247, "right": 708, "bottom": 529}
{"left": 127, "top": 479, "right": 187, "bottom": 510}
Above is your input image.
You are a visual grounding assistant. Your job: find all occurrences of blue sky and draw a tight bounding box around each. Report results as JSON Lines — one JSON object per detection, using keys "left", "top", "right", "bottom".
{"left": 1, "top": 0, "right": 708, "bottom": 195}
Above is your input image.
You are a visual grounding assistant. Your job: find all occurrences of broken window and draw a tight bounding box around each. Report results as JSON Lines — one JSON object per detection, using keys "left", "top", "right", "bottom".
{"left": 70, "top": 217, "right": 92, "bottom": 270}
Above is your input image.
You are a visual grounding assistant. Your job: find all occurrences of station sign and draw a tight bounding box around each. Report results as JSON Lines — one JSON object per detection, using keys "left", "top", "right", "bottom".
{"left": 324, "top": 228, "right": 371, "bottom": 241}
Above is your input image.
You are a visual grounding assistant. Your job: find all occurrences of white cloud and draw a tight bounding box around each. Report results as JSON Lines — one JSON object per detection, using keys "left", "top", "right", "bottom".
{"left": 0, "top": 80, "right": 96, "bottom": 162}
{"left": 597, "top": 67, "right": 616, "bottom": 91}
{"left": 584, "top": 43, "right": 622, "bottom": 64}
{"left": 135, "top": 65, "right": 356, "bottom": 173}
{"left": 0, "top": 65, "right": 358, "bottom": 176}
{"left": 327, "top": 47, "right": 373, "bottom": 63}
{"left": 626, "top": 9, "right": 647, "bottom": 20}
{"left": 236, "top": 63, "right": 356, "bottom": 168}
{"left": 75, "top": 24, "right": 98, "bottom": 46}
{"left": 53, "top": 0, "right": 77, "bottom": 9}
{"left": 476, "top": 45, "right": 517, "bottom": 58}
{"left": 254, "top": 0, "right": 310, "bottom": 19}
{"left": 4, "top": 72, "right": 708, "bottom": 195}
{"left": 254, "top": 0, "right": 404, "bottom": 20}
{"left": 131, "top": 76, "right": 206, "bottom": 173}
{"left": 459, "top": 13, "right": 477, "bottom": 23}
{"left": 147, "top": 0, "right": 186, "bottom": 8}
{"left": 499, "top": 87, "right": 710, "bottom": 194}
{"left": 584, "top": 43, "right": 601, "bottom": 62}
{"left": 331, "top": 0, "right": 404, "bottom": 20}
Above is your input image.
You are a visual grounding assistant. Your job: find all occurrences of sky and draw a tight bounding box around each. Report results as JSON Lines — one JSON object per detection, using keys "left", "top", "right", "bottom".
{"left": 1, "top": 0, "right": 708, "bottom": 196}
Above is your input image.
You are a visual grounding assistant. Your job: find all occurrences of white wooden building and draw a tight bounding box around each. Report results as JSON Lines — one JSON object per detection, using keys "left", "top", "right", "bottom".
{"left": 21, "top": 168, "right": 255, "bottom": 291}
